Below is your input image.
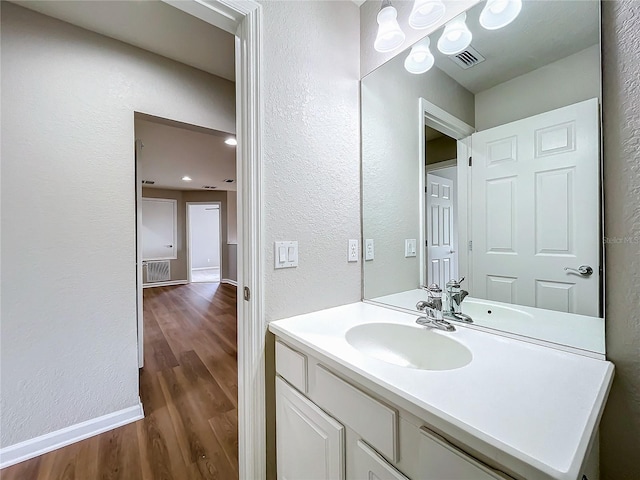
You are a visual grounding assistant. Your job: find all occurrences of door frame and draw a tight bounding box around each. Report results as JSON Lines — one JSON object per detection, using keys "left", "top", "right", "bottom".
{"left": 152, "top": 2, "right": 264, "bottom": 479}
{"left": 186, "top": 202, "right": 223, "bottom": 283}
{"left": 418, "top": 98, "right": 474, "bottom": 288}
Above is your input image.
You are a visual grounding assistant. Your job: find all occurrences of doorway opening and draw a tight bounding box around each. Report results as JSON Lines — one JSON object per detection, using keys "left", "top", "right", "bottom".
{"left": 188, "top": 202, "right": 222, "bottom": 283}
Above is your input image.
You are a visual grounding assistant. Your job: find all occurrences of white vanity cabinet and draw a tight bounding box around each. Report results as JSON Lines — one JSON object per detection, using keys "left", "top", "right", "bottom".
{"left": 275, "top": 340, "right": 515, "bottom": 480}
{"left": 276, "top": 376, "right": 345, "bottom": 480}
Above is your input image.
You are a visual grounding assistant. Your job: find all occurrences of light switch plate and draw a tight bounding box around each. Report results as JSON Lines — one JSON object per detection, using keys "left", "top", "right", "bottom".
{"left": 348, "top": 239, "right": 359, "bottom": 262}
{"left": 274, "top": 241, "right": 298, "bottom": 269}
{"left": 365, "top": 239, "right": 374, "bottom": 261}
{"left": 405, "top": 239, "right": 417, "bottom": 258}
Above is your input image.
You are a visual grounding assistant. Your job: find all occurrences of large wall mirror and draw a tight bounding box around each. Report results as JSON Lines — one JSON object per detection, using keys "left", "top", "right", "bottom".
{"left": 362, "top": 0, "right": 604, "bottom": 355}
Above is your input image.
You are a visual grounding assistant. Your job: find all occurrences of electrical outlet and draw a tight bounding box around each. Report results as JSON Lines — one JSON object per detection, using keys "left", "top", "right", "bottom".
{"left": 348, "top": 239, "right": 359, "bottom": 262}
{"left": 365, "top": 239, "right": 374, "bottom": 261}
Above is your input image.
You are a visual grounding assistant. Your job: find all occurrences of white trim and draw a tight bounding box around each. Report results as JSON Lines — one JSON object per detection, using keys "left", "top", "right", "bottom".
{"left": 222, "top": 278, "right": 238, "bottom": 287}
{"left": 186, "top": 201, "right": 223, "bottom": 284}
{"left": 192, "top": 266, "right": 221, "bottom": 271}
{"left": 142, "top": 279, "right": 189, "bottom": 288}
{"left": 0, "top": 402, "right": 144, "bottom": 469}
{"left": 419, "top": 98, "right": 475, "bottom": 287}
{"left": 135, "top": 140, "right": 144, "bottom": 368}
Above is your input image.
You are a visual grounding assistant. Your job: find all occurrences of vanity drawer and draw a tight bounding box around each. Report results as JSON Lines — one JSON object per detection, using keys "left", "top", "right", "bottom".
{"left": 275, "top": 340, "right": 308, "bottom": 393}
{"left": 313, "top": 365, "right": 398, "bottom": 461}
{"left": 418, "top": 426, "right": 513, "bottom": 480}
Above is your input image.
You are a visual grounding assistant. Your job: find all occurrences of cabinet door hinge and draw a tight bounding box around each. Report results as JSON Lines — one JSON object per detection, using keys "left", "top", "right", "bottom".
{"left": 468, "top": 240, "right": 473, "bottom": 251}
{"left": 468, "top": 156, "right": 473, "bottom": 167}
{"left": 243, "top": 286, "right": 251, "bottom": 301}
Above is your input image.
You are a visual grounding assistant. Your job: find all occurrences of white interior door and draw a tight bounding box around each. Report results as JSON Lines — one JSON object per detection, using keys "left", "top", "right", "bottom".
{"left": 471, "top": 98, "right": 600, "bottom": 316}
{"left": 426, "top": 174, "right": 456, "bottom": 288}
{"left": 135, "top": 140, "right": 143, "bottom": 368}
{"left": 141, "top": 198, "right": 177, "bottom": 260}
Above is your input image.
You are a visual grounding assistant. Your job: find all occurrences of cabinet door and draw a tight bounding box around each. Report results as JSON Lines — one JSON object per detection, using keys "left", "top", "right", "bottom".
{"left": 276, "top": 377, "right": 345, "bottom": 480}
{"left": 353, "top": 439, "right": 409, "bottom": 480}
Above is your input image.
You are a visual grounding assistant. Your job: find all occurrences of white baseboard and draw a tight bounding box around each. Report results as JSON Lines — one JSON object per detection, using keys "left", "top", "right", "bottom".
{"left": 142, "top": 280, "right": 188, "bottom": 289}
{"left": 191, "top": 267, "right": 221, "bottom": 272}
{"left": 221, "top": 279, "right": 238, "bottom": 287}
{"left": 0, "top": 401, "right": 144, "bottom": 469}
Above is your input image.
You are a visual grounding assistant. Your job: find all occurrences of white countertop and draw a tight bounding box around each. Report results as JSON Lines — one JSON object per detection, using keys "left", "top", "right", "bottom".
{"left": 269, "top": 302, "right": 614, "bottom": 480}
{"left": 370, "top": 289, "right": 606, "bottom": 354}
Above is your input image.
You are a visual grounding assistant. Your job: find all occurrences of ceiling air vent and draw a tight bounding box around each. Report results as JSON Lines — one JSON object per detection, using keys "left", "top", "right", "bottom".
{"left": 223, "top": 179, "right": 235, "bottom": 183}
{"left": 450, "top": 46, "right": 486, "bottom": 70}
{"left": 141, "top": 180, "right": 155, "bottom": 185}
{"left": 202, "top": 185, "right": 217, "bottom": 189}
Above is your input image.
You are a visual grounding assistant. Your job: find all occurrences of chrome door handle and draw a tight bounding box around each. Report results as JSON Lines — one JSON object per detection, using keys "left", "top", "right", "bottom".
{"left": 564, "top": 265, "right": 593, "bottom": 276}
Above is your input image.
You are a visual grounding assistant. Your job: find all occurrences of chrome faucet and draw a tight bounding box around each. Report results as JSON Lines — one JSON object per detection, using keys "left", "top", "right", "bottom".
{"left": 443, "top": 277, "right": 473, "bottom": 324}
{"left": 415, "top": 284, "right": 455, "bottom": 332}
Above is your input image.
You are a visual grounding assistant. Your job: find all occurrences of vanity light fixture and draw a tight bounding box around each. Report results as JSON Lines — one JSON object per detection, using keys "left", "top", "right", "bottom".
{"left": 404, "top": 37, "right": 435, "bottom": 74}
{"left": 374, "top": 0, "right": 406, "bottom": 53}
{"left": 408, "top": 0, "right": 446, "bottom": 30}
{"left": 479, "top": 0, "right": 522, "bottom": 30}
{"left": 182, "top": 176, "right": 192, "bottom": 182}
{"left": 225, "top": 137, "right": 237, "bottom": 146}
{"left": 437, "top": 13, "right": 472, "bottom": 55}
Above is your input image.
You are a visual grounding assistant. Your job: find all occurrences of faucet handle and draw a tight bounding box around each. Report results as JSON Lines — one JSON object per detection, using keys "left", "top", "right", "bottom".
{"left": 446, "top": 277, "right": 465, "bottom": 288}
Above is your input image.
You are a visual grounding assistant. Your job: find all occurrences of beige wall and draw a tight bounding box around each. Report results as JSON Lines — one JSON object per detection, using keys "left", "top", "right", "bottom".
{"left": 600, "top": 2, "right": 640, "bottom": 479}
{"left": 475, "top": 45, "right": 601, "bottom": 131}
{"left": 141, "top": 188, "right": 236, "bottom": 283}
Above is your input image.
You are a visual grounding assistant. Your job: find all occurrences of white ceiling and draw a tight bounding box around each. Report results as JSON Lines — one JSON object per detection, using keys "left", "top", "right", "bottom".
{"left": 136, "top": 117, "right": 237, "bottom": 192}
{"left": 430, "top": 0, "right": 600, "bottom": 93}
{"left": 11, "top": 0, "right": 235, "bottom": 81}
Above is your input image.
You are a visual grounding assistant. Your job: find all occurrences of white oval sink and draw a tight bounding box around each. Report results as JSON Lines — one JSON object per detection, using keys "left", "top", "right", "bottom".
{"left": 345, "top": 323, "right": 472, "bottom": 371}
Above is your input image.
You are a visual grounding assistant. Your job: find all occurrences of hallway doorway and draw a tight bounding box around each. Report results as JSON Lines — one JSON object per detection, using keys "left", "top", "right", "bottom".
{"left": 188, "top": 203, "right": 222, "bottom": 283}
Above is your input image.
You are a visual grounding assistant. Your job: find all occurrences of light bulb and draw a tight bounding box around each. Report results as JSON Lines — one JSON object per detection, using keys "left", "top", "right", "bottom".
{"left": 374, "top": 1, "right": 406, "bottom": 53}
{"left": 437, "top": 13, "right": 472, "bottom": 55}
{"left": 479, "top": 0, "right": 522, "bottom": 30}
{"left": 404, "top": 37, "right": 435, "bottom": 74}
{"left": 225, "top": 137, "right": 237, "bottom": 146}
{"left": 408, "top": 0, "right": 446, "bottom": 30}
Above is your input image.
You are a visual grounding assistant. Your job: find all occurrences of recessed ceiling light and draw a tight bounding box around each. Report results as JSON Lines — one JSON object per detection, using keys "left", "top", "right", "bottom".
{"left": 182, "top": 176, "right": 192, "bottom": 182}
{"left": 225, "top": 138, "right": 237, "bottom": 146}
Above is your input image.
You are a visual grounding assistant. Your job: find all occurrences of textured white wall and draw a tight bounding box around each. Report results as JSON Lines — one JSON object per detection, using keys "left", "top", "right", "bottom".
{"left": 360, "top": 0, "right": 480, "bottom": 77}
{"left": 475, "top": 45, "right": 601, "bottom": 130}
{"left": 261, "top": 1, "right": 362, "bottom": 322}
{"left": 361, "top": 51, "right": 474, "bottom": 299}
{"left": 600, "top": 2, "right": 640, "bottom": 479}
{"left": 0, "top": 3, "right": 234, "bottom": 447}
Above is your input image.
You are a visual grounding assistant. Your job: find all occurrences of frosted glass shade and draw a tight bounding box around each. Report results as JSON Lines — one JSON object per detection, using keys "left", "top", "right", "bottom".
{"left": 480, "top": 0, "right": 523, "bottom": 30}
{"left": 408, "top": 0, "right": 446, "bottom": 30}
{"left": 437, "top": 13, "right": 472, "bottom": 55}
{"left": 374, "top": 2, "right": 406, "bottom": 53}
{"left": 404, "top": 37, "right": 435, "bottom": 74}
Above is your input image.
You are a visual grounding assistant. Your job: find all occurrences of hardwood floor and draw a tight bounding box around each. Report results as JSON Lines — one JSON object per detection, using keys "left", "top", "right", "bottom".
{"left": 2, "top": 283, "right": 238, "bottom": 480}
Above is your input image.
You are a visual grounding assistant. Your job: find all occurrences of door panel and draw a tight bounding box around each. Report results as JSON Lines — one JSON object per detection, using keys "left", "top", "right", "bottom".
{"left": 471, "top": 98, "right": 600, "bottom": 316}
{"left": 276, "top": 377, "right": 345, "bottom": 480}
{"left": 426, "top": 174, "right": 457, "bottom": 288}
{"left": 141, "top": 198, "right": 177, "bottom": 260}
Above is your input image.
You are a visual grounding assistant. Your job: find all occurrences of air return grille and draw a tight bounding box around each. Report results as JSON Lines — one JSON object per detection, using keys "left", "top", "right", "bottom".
{"left": 450, "top": 46, "right": 486, "bottom": 69}
{"left": 202, "top": 185, "right": 217, "bottom": 189}
{"left": 146, "top": 261, "right": 170, "bottom": 282}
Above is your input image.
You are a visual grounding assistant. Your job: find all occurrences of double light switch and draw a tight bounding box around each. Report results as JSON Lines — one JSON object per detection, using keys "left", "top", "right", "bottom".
{"left": 275, "top": 241, "right": 298, "bottom": 269}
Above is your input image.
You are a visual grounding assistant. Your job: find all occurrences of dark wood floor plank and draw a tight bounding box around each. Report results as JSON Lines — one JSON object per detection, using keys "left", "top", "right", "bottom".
{"left": 2, "top": 283, "right": 238, "bottom": 480}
